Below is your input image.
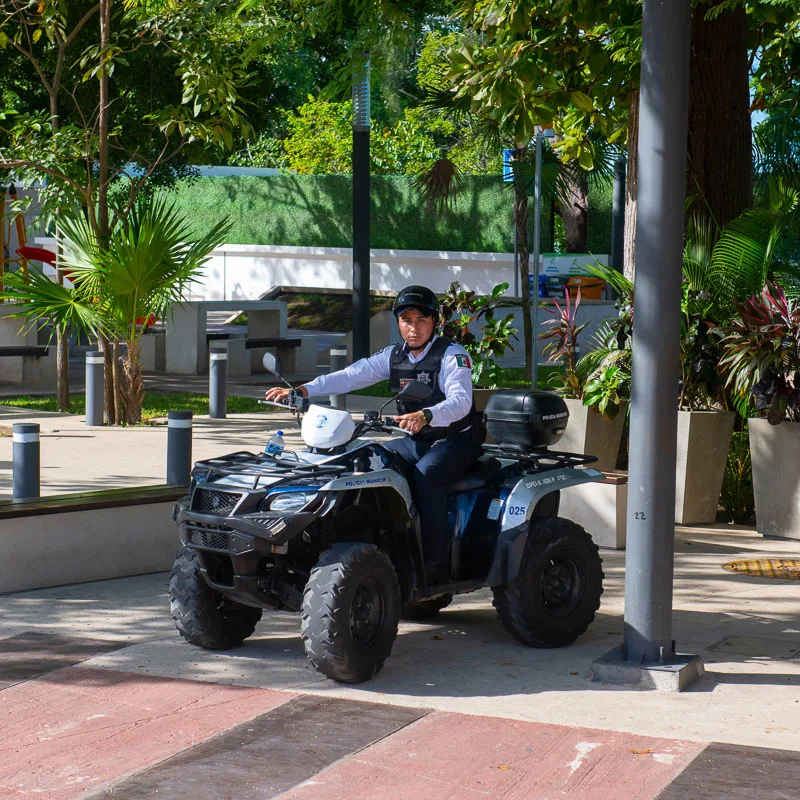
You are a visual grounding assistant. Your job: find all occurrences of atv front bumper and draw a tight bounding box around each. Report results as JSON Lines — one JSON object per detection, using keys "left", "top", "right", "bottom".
{"left": 173, "top": 498, "right": 315, "bottom": 608}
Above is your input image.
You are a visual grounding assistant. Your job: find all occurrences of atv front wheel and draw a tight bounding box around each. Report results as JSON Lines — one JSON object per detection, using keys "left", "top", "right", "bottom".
{"left": 169, "top": 546, "right": 262, "bottom": 650}
{"left": 493, "top": 517, "right": 603, "bottom": 647}
{"left": 302, "top": 543, "right": 400, "bottom": 683}
{"left": 401, "top": 593, "right": 453, "bottom": 621}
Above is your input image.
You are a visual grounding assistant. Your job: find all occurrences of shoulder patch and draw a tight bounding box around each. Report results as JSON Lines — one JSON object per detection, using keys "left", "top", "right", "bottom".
{"left": 455, "top": 353, "right": 472, "bottom": 369}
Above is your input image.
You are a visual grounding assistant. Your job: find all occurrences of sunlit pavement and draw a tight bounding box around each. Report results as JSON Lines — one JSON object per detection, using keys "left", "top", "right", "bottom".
{"left": 2, "top": 525, "right": 799, "bottom": 798}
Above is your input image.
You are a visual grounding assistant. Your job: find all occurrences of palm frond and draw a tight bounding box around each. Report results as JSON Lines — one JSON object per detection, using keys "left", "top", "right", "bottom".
{"left": 413, "top": 157, "right": 464, "bottom": 214}
{"left": 0, "top": 266, "right": 107, "bottom": 338}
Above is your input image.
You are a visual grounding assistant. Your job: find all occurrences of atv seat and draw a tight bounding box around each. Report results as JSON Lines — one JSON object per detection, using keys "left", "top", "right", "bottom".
{"left": 445, "top": 455, "right": 502, "bottom": 494}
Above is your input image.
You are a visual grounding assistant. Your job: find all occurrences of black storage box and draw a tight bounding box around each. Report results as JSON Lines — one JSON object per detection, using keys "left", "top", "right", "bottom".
{"left": 484, "top": 390, "right": 569, "bottom": 450}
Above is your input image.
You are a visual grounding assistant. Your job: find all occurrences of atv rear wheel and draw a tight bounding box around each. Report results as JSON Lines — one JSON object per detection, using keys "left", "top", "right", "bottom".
{"left": 169, "top": 546, "right": 262, "bottom": 650}
{"left": 493, "top": 517, "right": 603, "bottom": 648}
{"left": 302, "top": 543, "right": 400, "bottom": 683}
{"left": 401, "top": 594, "right": 453, "bottom": 621}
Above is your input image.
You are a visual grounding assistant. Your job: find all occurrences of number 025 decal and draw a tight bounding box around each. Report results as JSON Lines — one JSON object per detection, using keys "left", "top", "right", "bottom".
{"left": 507, "top": 505, "right": 527, "bottom": 516}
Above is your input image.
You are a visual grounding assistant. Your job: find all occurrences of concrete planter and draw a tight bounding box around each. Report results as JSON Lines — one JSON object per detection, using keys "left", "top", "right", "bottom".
{"left": 550, "top": 398, "right": 626, "bottom": 472}
{"left": 139, "top": 332, "right": 166, "bottom": 372}
{"left": 472, "top": 388, "right": 497, "bottom": 413}
{"left": 675, "top": 410, "right": 735, "bottom": 525}
{"left": 748, "top": 418, "right": 800, "bottom": 539}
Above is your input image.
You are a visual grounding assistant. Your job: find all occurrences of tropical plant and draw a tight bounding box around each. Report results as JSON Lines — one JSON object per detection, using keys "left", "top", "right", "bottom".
{"left": 1, "top": 197, "right": 230, "bottom": 424}
{"left": 539, "top": 284, "right": 631, "bottom": 420}
{"left": 717, "top": 281, "right": 800, "bottom": 426}
{"left": 438, "top": 281, "right": 518, "bottom": 388}
{"left": 539, "top": 287, "right": 588, "bottom": 398}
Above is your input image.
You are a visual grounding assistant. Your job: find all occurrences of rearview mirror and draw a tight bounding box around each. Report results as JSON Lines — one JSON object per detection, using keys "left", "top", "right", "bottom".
{"left": 396, "top": 380, "right": 432, "bottom": 402}
{"left": 262, "top": 352, "right": 283, "bottom": 377}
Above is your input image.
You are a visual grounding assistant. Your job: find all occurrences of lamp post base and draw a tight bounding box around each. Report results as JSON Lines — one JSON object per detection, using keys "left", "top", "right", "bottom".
{"left": 590, "top": 646, "right": 704, "bottom": 692}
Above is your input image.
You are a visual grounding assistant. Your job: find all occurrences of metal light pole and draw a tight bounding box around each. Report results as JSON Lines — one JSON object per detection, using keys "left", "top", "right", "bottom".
{"left": 352, "top": 58, "right": 371, "bottom": 362}
{"left": 592, "top": 0, "right": 703, "bottom": 691}
{"left": 530, "top": 128, "right": 555, "bottom": 390}
{"left": 610, "top": 154, "right": 627, "bottom": 272}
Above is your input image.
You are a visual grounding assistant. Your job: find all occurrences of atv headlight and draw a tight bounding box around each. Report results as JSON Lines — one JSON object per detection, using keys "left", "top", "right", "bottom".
{"left": 268, "top": 491, "right": 316, "bottom": 512}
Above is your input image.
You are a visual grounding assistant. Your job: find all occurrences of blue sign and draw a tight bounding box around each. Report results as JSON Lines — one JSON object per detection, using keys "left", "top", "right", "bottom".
{"left": 503, "top": 148, "right": 515, "bottom": 182}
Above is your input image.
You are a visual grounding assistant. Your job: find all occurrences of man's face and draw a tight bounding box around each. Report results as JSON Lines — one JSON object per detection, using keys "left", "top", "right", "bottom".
{"left": 398, "top": 308, "right": 435, "bottom": 351}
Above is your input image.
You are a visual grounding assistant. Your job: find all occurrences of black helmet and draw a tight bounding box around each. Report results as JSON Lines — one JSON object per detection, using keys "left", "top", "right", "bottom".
{"left": 392, "top": 285, "right": 439, "bottom": 319}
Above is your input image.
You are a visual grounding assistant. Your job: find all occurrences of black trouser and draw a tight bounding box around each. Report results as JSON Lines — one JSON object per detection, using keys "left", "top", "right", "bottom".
{"left": 384, "top": 430, "right": 482, "bottom": 564}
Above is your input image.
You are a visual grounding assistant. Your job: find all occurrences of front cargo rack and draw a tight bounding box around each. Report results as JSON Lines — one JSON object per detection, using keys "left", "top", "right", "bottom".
{"left": 482, "top": 444, "right": 598, "bottom": 471}
{"left": 193, "top": 450, "right": 348, "bottom": 490}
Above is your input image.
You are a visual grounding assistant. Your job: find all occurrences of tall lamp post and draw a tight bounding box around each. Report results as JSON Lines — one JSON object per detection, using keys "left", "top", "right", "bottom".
{"left": 352, "top": 58, "right": 371, "bottom": 362}
{"left": 530, "top": 126, "right": 555, "bottom": 390}
{"left": 591, "top": 0, "right": 703, "bottom": 691}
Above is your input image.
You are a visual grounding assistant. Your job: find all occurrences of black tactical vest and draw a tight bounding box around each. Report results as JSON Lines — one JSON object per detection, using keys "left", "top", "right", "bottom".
{"left": 389, "top": 337, "right": 475, "bottom": 440}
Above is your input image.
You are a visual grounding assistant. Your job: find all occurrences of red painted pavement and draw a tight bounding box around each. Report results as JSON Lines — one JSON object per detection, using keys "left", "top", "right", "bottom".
{"left": 281, "top": 711, "right": 706, "bottom": 800}
{"left": 0, "top": 666, "right": 295, "bottom": 799}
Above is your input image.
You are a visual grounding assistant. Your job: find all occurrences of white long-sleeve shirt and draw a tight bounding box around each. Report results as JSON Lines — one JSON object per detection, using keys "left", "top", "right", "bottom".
{"left": 302, "top": 336, "right": 474, "bottom": 429}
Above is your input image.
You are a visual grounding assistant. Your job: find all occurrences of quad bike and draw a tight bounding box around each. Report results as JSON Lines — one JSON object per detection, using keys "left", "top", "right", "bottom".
{"left": 169, "top": 354, "right": 605, "bottom": 683}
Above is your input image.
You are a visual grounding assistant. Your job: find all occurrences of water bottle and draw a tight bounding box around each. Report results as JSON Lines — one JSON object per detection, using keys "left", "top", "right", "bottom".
{"left": 265, "top": 430, "right": 285, "bottom": 458}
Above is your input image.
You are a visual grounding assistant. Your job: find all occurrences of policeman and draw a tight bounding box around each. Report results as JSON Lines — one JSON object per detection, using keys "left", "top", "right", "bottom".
{"left": 264, "top": 285, "right": 483, "bottom": 584}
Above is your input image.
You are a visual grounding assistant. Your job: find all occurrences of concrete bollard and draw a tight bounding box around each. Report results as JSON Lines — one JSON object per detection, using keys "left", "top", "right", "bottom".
{"left": 329, "top": 348, "right": 348, "bottom": 410}
{"left": 167, "top": 410, "right": 193, "bottom": 487}
{"left": 209, "top": 346, "right": 228, "bottom": 420}
{"left": 85, "top": 351, "right": 105, "bottom": 426}
{"left": 13, "top": 423, "right": 40, "bottom": 500}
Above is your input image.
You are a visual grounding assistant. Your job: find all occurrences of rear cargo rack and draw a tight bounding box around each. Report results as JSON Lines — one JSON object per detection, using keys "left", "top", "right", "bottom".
{"left": 193, "top": 451, "right": 347, "bottom": 490}
{"left": 482, "top": 445, "right": 598, "bottom": 471}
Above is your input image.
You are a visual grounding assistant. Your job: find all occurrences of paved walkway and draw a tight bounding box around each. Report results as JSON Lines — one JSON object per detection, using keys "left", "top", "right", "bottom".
{"left": 1, "top": 403, "right": 799, "bottom": 797}
{"left": 1, "top": 524, "right": 800, "bottom": 798}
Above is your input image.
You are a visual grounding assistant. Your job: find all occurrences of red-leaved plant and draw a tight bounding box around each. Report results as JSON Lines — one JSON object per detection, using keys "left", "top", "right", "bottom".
{"left": 718, "top": 281, "right": 800, "bottom": 425}
{"left": 539, "top": 287, "right": 588, "bottom": 398}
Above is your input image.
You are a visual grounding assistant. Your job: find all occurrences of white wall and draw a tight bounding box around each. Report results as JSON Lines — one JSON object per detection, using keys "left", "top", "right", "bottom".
{"left": 191, "top": 245, "right": 609, "bottom": 301}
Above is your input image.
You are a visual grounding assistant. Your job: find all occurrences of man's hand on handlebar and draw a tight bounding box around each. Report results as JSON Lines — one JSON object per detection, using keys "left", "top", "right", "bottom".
{"left": 264, "top": 385, "right": 308, "bottom": 404}
{"left": 393, "top": 410, "right": 427, "bottom": 435}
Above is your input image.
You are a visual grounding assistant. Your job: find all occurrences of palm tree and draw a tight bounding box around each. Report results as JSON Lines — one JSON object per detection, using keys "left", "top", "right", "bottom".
{"left": 2, "top": 196, "right": 230, "bottom": 423}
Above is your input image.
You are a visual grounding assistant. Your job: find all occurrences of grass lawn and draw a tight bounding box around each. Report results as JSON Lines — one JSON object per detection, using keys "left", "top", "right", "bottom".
{"left": 0, "top": 366, "right": 562, "bottom": 418}
{"left": 0, "top": 392, "right": 269, "bottom": 422}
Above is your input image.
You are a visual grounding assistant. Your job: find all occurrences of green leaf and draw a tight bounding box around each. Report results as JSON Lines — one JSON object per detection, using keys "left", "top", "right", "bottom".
{"left": 569, "top": 91, "right": 594, "bottom": 113}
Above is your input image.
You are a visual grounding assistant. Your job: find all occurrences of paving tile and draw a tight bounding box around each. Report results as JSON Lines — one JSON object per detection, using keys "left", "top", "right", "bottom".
{"left": 92, "top": 694, "right": 429, "bottom": 799}
{"left": 0, "top": 631, "right": 126, "bottom": 688}
{"left": 657, "top": 742, "right": 800, "bottom": 800}
{"left": 281, "top": 711, "right": 705, "bottom": 800}
{"left": 0, "top": 666, "right": 294, "bottom": 799}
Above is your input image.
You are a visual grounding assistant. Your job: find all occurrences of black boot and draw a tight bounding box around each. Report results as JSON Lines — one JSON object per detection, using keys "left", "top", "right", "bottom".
{"left": 425, "top": 560, "right": 450, "bottom": 586}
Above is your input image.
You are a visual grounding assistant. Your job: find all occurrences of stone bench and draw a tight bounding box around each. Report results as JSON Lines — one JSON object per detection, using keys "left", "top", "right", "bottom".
{"left": 559, "top": 470, "right": 628, "bottom": 550}
{"left": 0, "top": 485, "right": 186, "bottom": 592}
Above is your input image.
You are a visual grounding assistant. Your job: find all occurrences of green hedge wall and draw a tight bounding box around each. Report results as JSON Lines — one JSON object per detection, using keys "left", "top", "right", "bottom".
{"left": 163, "top": 174, "right": 612, "bottom": 254}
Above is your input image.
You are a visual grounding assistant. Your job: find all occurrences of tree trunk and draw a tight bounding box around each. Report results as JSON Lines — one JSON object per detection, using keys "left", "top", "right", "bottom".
{"left": 113, "top": 339, "right": 124, "bottom": 425}
{"left": 121, "top": 339, "right": 145, "bottom": 424}
{"left": 514, "top": 146, "right": 532, "bottom": 384}
{"left": 623, "top": 89, "right": 639, "bottom": 282}
{"left": 687, "top": 1, "right": 752, "bottom": 230}
{"left": 99, "top": 0, "right": 116, "bottom": 421}
{"left": 98, "top": 0, "right": 111, "bottom": 244}
{"left": 559, "top": 169, "right": 589, "bottom": 252}
{"left": 101, "top": 336, "right": 116, "bottom": 424}
{"left": 56, "top": 330, "right": 70, "bottom": 411}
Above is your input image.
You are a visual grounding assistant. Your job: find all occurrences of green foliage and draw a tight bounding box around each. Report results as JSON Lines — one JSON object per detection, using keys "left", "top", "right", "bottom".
{"left": 438, "top": 281, "right": 519, "bottom": 387}
{"left": 539, "top": 287, "right": 588, "bottom": 399}
{"left": 720, "top": 429, "right": 755, "bottom": 524}
{"left": 582, "top": 358, "right": 628, "bottom": 420}
{"left": 0, "top": 391, "right": 273, "bottom": 420}
{"left": 158, "top": 174, "right": 614, "bottom": 253}
{"left": 717, "top": 281, "right": 800, "bottom": 425}
{"left": 59, "top": 196, "right": 232, "bottom": 345}
{"left": 446, "top": 0, "right": 640, "bottom": 164}
{"left": 541, "top": 263, "right": 633, "bottom": 419}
